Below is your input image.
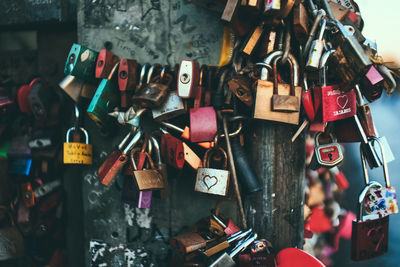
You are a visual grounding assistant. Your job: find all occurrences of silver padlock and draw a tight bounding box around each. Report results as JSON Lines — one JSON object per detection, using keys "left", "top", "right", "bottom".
{"left": 309, "top": 133, "right": 344, "bottom": 170}
{"left": 195, "top": 146, "right": 230, "bottom": 196}
{"left": 151, "top": 90, "right": 185, "bottom": 121}
{"left": 306, "top": 18, "right": 326, "bottom": 69}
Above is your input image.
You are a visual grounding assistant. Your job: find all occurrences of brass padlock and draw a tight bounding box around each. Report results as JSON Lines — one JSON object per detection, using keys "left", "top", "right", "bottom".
{"left": 131, "top": 147, "right": 165, "bottom": 191}
{"left": 195, "top": 146, "right": 230, "bottom": 196}
{"left": 59, "top": 75, "right": 96, "bottom": 103}
{"left": 271, "top": 56, "right": 300, "bottom": 112}
{"left": 132, "top": 65, "right": 171, "bottom": 108}
{"left": 63, "top": 127, "right": 92, "bottom": 165}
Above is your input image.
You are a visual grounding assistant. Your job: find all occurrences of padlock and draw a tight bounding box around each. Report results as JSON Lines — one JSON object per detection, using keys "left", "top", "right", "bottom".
{"left": 361, "top": 137, "right": 398, "bottom": 216}
{"left": 97, "top": 129, "right": 142, "bottom": 186}
{"left": 293, "top": 2, "right": 309, "bottom": 44}
{"left": 58, "top": 75, "right": 97, "bottom": 102}
{"left": 8, "top": 158, "right": 32, "bottom": 176}
{"left": 160, "top": 133, "right": 185, "bottom": 169}
{"left": 118, "top": 59, "right": 140, "bottom": 108}
{"left": 28, "top": 78, "right": 56, "bottom": 120}
{"left": 314, "top": 49, "right": 357, "bottom": 123}
{"left": 170, "top": 232, "right": 208, "bottom": 254}
{"left": 330, "top": 20, "right": 372, "bottom": 87}
{"left": 309, "top": 133, "right": 344, "bottom": 170}
{"left": 241, "top": 21, "right": 266, "bottom": 56}
{"left": 160, "top": 122, "right": 214, "bottom": 149}
{"left": 177, "top": 59, "right": 200, "bottom": 98}
{"left": 8, "top": 135, "right": 31, "bottom": 158}
{"left": 63, "top": 127, "right": 92, "bottom": 165}
{"left": 150, "top": 136, "right": 169, "bottom": 198}
{"left": 221, "top": 0, "right": 240, "bottom": 24}
{"left": 34, "top": 179, "right": 62, "bottom": 199}
{"left": 87, "top": 63, "right": 120, "bottom": 128}
{"left": 351, "top": 181, "right": 389, "bottom": 261}
{"left": 132, "top": 66, "right": 171, "bottom": 108}
{"left": 253, "top": 54, "right": 301, "bottom": 124}
{"left": 96, "top": 49, "right": 120, "bottom": 79}
{"left": 359, "top": 65, "right": 384, "bottom": 103}
{"left": 22, "top": 182, "right": 35, "bottom": 208}
{"left": 122, "top": 141, "right": 152, "bottom": 208}
{"left": 271, "top": 56, "right": 300, "bottom": 112}
{"left": 306, "top": 18, "right": 326, "bottom": 69}
{"left": 227, "top": 75, "right": 253, "bottom": 107}
{"left": 17, "top": 83, "right": 33, "bottom": 113}
{"left": 28, "top": 127, "right": 58, "bottom": 149}
{"left": 275, "top": 247, "right": 325, "bottom": 267}
{"left": 195, "top": 146, "right": 230, "bottom": 196}
{"left": 131, "top": 147, "right": 165, "bottom": 191}
{"left": 64, "top": 43, "right": 99, "bottom": 82}
{"left": 189, "top": 104, "right": 217, "bottom": 143}
{"left": 209, "top": 232, "right": 257, "bottom": 267}
{"left": 334, "top": 85, "right": 376, "bottom": 142}
{"left": 151, "top": 90, "right": 185, "bottom": 121}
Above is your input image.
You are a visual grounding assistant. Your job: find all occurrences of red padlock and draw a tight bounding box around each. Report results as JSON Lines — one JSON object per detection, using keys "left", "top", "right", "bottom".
{"left": 17, "top": 85, "right": 32, "bottom": 113}
{"left": 96, "top": 49, "right": 120, "bottom": 79}
{"left": 351, "top": 182, "right": 389, "bottom": 261}
{"left": 118, "top": 59, "right": 140, "bottom": 108}
{"left": 302, "top": 75, "right": 315, "bottom": 122}
{"left": 21, "top": 182, "right": 35, "bottom": 208}
{"left": 160, "top": 133, "right": 185, "bottom": 169}
{"left": 305, "top": 205, "right": 332, "bottom": 233}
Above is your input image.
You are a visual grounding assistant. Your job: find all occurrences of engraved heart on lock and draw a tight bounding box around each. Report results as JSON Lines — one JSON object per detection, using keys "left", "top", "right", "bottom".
{"left": 337, "top": 95, "right": 349, "bottom": 109}
{"left": 202, "top": 174, "right": 218, "bottom": 190}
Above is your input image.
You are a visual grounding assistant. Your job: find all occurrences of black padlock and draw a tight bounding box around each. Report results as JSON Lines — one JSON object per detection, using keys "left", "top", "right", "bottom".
{"left": 28, "top": 79, "right": 55, "bottom": 120}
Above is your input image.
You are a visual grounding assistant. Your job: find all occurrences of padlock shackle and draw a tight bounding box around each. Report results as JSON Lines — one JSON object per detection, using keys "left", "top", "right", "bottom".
{"left": 318, "top": 18, "right": 327, "bottom": 41}
{"left": 149, "top": 136, "right": 162, "bottom": 164}
{"left": 260, "top": 51, "right": 299, "bottom": 84}
{"left": 303, "top": 9, "right": 326, "bottom": 58}
{"left": 360, "top": 136, "right": 390, "bottom": 187}
{"left": 319, "top": 49, "right": 335, "bottom": 86}
{"left": 122, "top": 129, "right": 143, "bottom": 154}
{"left": 203, "top": 146, "right": 228, "bottom": 170}
{"left": 272, "top": 56, "right": 296, "bottom": 97}
{"left": 65, "top": 127, "right": 89, "bottom": 144}
{"left": 357, "top": 181, "right": 383, "bottom": 221}
{"left": 138, "top": 63, "right": 149, "bottom": 87}
{"left": 130, "top": 149, "right": 157, "bottom": 172}
{"left": 314, "top": 132, "right": 336, "bottom": 146}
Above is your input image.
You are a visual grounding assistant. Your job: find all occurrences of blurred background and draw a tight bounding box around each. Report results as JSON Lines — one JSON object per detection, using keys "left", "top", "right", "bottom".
{"left": 332, "top": 1, "right": 400, "bottom": 266}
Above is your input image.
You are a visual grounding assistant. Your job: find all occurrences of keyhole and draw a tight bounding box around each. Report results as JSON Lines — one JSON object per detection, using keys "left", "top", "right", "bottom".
{"left": 180, "top": 73, "right": 190, "bottom": 84}
{"left": 328, "top": 153, "right": 333, "bottom": 160}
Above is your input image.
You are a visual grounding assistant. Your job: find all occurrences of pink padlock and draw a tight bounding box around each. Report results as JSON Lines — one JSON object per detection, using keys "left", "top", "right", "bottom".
{"left": 189, "top": 106, "right": 217, "bottom": 143}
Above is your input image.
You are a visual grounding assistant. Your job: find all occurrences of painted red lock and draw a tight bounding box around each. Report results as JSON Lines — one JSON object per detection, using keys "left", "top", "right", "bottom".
{"left": 160, "top": 133, "right": 185, "bottom": 169}
{"left": 118, "top": 59, "right": 140, "bottom": 108}
{"left": 351, "top": 182, "right": 389, "bottom": 261}
{"left": 96, "top": 49, "right": 120, "bottom": 79}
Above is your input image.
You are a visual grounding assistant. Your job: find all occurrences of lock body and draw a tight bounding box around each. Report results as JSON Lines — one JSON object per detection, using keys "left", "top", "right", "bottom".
{"left": 64, "top": 43, "right": 98, "bottom": 82}
{"left": 132, "top": 83, "right": 169, "bottom": 108}
{"left": 118, "top": 59, "right": 140, "bottom": 108}
{"left": 63, "top": 127, "right": 92, "bottom": 165}
{"left": 195, "top": 168, "right": 230, "bottom": 196}
{"left": 190, "top": 106, "right": 218, "bottom": 143}
{"left": 96, "top": 49, "right": 120, "bottom": 79}
{"left": 87, "top": 79, "right": 119, "bottom": 128}
{"left": 152, "top": 91, "right": 185, "bottom": 121}
{"left": 160, "top": 134, "right": 185, "bottom": 169}
{"left": 178, "top": 59, "right": 200, "bottom": 98}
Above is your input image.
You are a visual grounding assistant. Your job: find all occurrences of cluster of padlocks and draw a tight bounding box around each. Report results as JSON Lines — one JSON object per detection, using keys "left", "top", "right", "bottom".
{"left": 0, "top": 0, "right": 398, "bottom": 266}
{"left": 59, "top": 0, "right": 398, "bottom": 266}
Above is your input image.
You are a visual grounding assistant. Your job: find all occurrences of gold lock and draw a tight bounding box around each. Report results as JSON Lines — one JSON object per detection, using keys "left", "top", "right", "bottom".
{"left": 63, "top": 127, "right": 92, "bottom": 165}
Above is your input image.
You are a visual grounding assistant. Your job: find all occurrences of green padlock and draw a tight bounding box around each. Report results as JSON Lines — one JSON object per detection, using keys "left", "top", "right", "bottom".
{"left": 0, "top": 140, "right": 11, "bottom": 158}
{"left": 64, "top": 43, "right": 99, "bottom": 82}
{"left": 87, "top": 63, "right": 120, "bottom": 128}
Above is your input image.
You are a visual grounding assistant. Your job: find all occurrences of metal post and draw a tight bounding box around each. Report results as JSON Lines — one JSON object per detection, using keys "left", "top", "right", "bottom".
{"left": 246, "top": 122, "right": 305, "bottom": 251}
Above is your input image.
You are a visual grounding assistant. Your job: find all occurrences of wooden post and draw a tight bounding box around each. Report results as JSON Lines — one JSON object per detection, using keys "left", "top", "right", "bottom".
{"left": 246, "top": 122, "right": 305, "bottom": 251}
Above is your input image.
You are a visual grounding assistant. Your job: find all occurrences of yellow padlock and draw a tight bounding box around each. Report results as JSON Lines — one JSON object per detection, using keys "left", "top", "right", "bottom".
{"left": 63, "top": 127, "right": 92, "bottom": 165}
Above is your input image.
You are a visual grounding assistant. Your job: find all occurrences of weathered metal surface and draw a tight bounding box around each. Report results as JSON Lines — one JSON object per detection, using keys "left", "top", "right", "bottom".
{"left": 0, "top": 0, "right": 76, "bottom": 25}
{"left": 246, "top": 122, "right": 305, "bottom": 251}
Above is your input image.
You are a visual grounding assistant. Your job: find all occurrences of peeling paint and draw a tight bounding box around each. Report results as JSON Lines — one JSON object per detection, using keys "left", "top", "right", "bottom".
{"left": 135, "top": 208, "right": 152, "bottom": 229}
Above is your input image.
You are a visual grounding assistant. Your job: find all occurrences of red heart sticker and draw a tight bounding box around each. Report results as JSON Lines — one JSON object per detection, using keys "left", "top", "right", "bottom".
{"left": 276, "top": 248, "right": 325, "bottom": 267}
